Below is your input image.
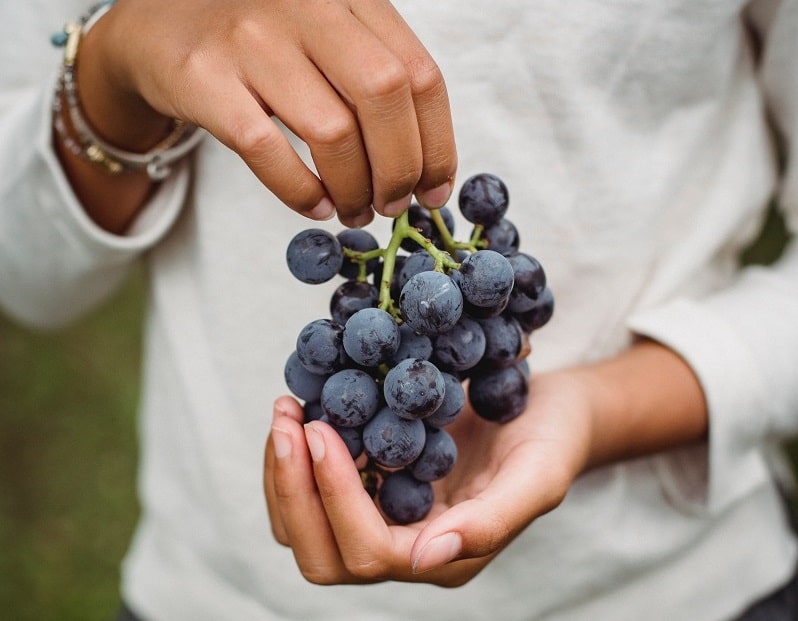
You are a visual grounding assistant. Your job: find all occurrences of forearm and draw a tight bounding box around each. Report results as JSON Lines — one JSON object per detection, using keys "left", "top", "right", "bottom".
{"left": 568, "top": 338, "right": 709, "bottom": 471}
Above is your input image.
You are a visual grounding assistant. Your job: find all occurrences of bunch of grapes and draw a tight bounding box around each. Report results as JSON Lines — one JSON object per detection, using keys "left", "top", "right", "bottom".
{"left": 283, "top": 173, "right": 554, "bottom": 524}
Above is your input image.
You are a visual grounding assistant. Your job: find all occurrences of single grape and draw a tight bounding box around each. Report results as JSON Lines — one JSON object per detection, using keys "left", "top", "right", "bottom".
{"left": 397, "top": 250, "right": 437, "bottom": 291}
{"left": 457, "top": 250, "right": 515, "bottom": 308}
{"left": 329, "top": 280, "right": 379, "bottom": 325}
{"left": 378, "top": 470, "right": 434, "bottom": 525}
{"left": 423, "top": 372, "right": 465, "bottom": 428}
{"left": 468, "top": 364, "right": 528, "bottom": 423}
{"left": 480, "top": 218, "right": 520, "bottom": 256}
{"left": 458, "top": 172, "right": 509, "bottom": 226}
{"left": 383, "top": 358, "right": 446, "bottom": 420}
{"left": 513, "top": 287, "right": 555, "bottom": 332}
{"left": 336, "top": 229, "right": 380, "bottom": 279}
{"left": 295, "top": 318, "right": 347, "bottom": 375}
{"left": 286, "top": 228, "right": 343, "bottom": 284}
{"left": 330, "top": 421, "right": 365, "bottom": 459}
{"left": 506, "top": 252, "right": 547, "bottom": 313}
{"left": 410, "top": 426, "right": 458, "bottom": 482}
{"left": 320, "top": 368, "right": 380, "bottom": 427}
{"left": 400, "top": 271, "right": 463, "bottom": 336}
{"left": 478, "top": 315, "right": 526, "bottom": 369}
{"left": 343, "top": 307, "right": 401, "bottom": 367}
{"left": 303, "top": 400, "right": 326, "bottom": 422}
{"left": 433, "top": 315, "right": 486, "bottom": 372}
{"left": 363, "top": 406, "right": 426, "bottom": 468}
{"left": 284, "top": 351, "right": 329, "bottom": 401}
{"left": 389, "top": 323, "right": 434, "bottom": 366}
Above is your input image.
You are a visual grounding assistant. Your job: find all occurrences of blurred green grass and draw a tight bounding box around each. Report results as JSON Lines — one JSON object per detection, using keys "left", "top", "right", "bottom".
{"left": 0, "top": 206, "right": 793, "bottom": 621}
{"left": 0, "top": 266, "right": 145, "bottom": 621}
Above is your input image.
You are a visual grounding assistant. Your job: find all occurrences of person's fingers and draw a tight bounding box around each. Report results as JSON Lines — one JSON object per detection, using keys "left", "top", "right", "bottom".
{"left": 348, "top": 0, "right": 457, "bottom": 209}
{"left": 170, "top": 59, "right": 336, "bottom": 221}
{"left": 240, "top": 50, "right": 375, "bottom": 227}
{"left": 269, "top": 415, "right": 360, "bottom": 584}
{"left": 409, "top": 438, "right": 572, "bottom": 575}
{"left": 300, "top": 5, "right": 423, "bottom": 217}
{"left": 264, "top": 397, "right": 307, "bottom": 544}
{"left": 303, "top": 421, "right": 421, "bottom": 579}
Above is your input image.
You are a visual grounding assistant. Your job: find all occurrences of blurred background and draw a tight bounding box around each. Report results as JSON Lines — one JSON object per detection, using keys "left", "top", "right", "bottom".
{"left": 0, "top": 207, "right": 794, "bottom": 621}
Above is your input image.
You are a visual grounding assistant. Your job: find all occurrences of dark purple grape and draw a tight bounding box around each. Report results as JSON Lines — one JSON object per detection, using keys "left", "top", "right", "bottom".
{"left": 330, "top": 280, "right": 379, "bottom": 325}
{"left": 303, "top": 400, "right": 326, "bottom": 422}
{"left": 458, "top": 173, "right": 509, "bottom": 226}
{"left": 320, "top": 368, "right": 380, "bottom": 427}
{"left": 400, "top": 271, "right": 463, "bottom": 336}
{"left": 383, "top": 358, "right": 446, "bottom": 420}
{"left": 513, "top": 286, "right": 555, "bottom": 332}
{"left": 295, "top": 318, "right": 347, "bottom": 375}
{"left": 343, "top": 308, "right": 400, "bottom": 367}
{"left": 462, "top": 296, "right": 509, "bottom": 319}
{"left": 286, "top": 228, "right": 343, "bottom": 284}
{"left": 284, "top": 351, "right": 329, "bottom": 401}
{"left": 478, "top": 315, "right": 526, "bottom": 368}
{"left": 457, "top": 250, "right": 514, "bottom": 308}
{"left": 330, "top": 422, "right": 365, "bottom": 459}
{"left": 468, "top": 364, "right": 528, "bottom": 423}
{"left": 336, "top": 229, "right": 380, "bottom": 279}
{"left": 423, "top": 372, "right": 465, "bottom": 428}
{"left": 389, "top": 323, "right": 433, "bottom": 365}
{"left": 433, "top": 315, "right": 486, "bottom": 372}
{"left": 480, "top": 218, "right": 519, "bottom": 256}
{"left": 397, "top": 250, "right": 436, "bottom": 291}
{"left": 410, "top": 426, "right": 458, "bottom": 482}
{"left": 378, "top": 470, "right": 434, "bottom": 524}
{"left": 363, "top": 407, "right": 426, "bottom": 468}
{"left": 506, "top": 253, "right": 547, "bottom": 313}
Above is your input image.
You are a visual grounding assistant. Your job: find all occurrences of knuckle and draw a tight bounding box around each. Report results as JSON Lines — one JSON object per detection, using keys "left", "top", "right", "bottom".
{"left": 304, "top": 111, "right": 358, "bottom": 150}
{"left": 342, "top": 552, "right": 389, "bottom": 581}
{"left": 357, "top": 60, "right": 410, "bottom": 104}
{"left": 405, "top": 54, "right": 445, "bottom": 97}
{"left": 299, "top": 563, "right": 348, "bottom": 586}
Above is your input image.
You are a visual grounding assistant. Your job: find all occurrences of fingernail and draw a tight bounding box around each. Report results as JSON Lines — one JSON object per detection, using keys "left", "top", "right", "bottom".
{"left": 382, "top": 193, "right": 412, "bottom": 218}
{"left": 308, "top": 197, "right": 336, "bottom": 221}
{"left": 412, "top": 532, "right": 462, "bottom": 574}
{"left": 271, "top": 423, "right": 292, "bottom": 459}
{"left": 417, "top": 182, "right": 452, "bottom": 209}
{"left": 347, "top": 209, "right": 374, "bottom": 229}
{"left": 304, "top": 422, "right": 326, "bottom": 462}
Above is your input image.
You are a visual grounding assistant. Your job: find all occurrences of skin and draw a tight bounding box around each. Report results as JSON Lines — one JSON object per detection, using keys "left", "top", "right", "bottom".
{"left": 54, "top": 0, "right": 458, "bottom": 233}
{"left": 264, "top": 339, "right": 707, "bottom": 586}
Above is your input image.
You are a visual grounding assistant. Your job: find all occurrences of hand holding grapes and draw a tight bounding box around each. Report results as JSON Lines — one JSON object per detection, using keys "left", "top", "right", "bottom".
{"left": 265, "top": 365, "right": 599, "bottom": 586}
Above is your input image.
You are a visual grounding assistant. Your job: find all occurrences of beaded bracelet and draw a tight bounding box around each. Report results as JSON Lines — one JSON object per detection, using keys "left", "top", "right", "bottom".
{"left": 51, "top": 1, "right": 204, "bottom": 180}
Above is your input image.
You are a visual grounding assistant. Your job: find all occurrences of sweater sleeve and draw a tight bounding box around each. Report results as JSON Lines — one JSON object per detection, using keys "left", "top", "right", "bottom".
{"left": 626, "top": 0, "right": 798, "bottom": 513}
{"left": 0, "top": 75, "right": 190, "bottom": 330}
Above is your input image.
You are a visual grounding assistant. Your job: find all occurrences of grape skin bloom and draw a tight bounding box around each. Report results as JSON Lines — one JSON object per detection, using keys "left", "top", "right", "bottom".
{"left": 320, "top": 368, "right": 380, "bottom": 427}
{"left": 400, "top": 271, "right": 463, "bottom": 337}
{"left": 383, "top": 358, "right": 446, "bottom": 421}
{"left": 285, "top": 228, "right": 343, "bottom": 284}
{"left": 363, "top": 407, "right": 426, "bottom": 468}
{"left": 343, "top": 307, "right": 400, "bottom": 367}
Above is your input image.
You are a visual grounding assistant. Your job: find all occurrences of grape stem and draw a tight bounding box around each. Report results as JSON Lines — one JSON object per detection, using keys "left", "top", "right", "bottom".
{"left": 342, "top": 210, "right": 470, "bottom": 318}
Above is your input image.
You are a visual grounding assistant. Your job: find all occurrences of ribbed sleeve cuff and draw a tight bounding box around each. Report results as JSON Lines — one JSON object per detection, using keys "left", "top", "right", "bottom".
{"left": 627, "top": 297, "right": 770, "bottom": 514}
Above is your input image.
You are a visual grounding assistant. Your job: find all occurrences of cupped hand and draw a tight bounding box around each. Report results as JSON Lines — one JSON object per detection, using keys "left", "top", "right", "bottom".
{"left": 263, "top": 370, "right": 594, "bottom": 587}
{"left": 81, "top": 0, "right": 457, "bottom": 226}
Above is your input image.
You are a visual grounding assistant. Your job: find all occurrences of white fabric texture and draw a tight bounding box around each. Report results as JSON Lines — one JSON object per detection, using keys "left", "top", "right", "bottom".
{"left": 2, "top": 1, "right": 798, "bottom": 620}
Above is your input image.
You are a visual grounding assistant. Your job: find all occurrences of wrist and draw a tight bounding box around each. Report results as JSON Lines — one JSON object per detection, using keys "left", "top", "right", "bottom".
{"left": 77, "top": 16, "right": 174, "bottom": 154}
